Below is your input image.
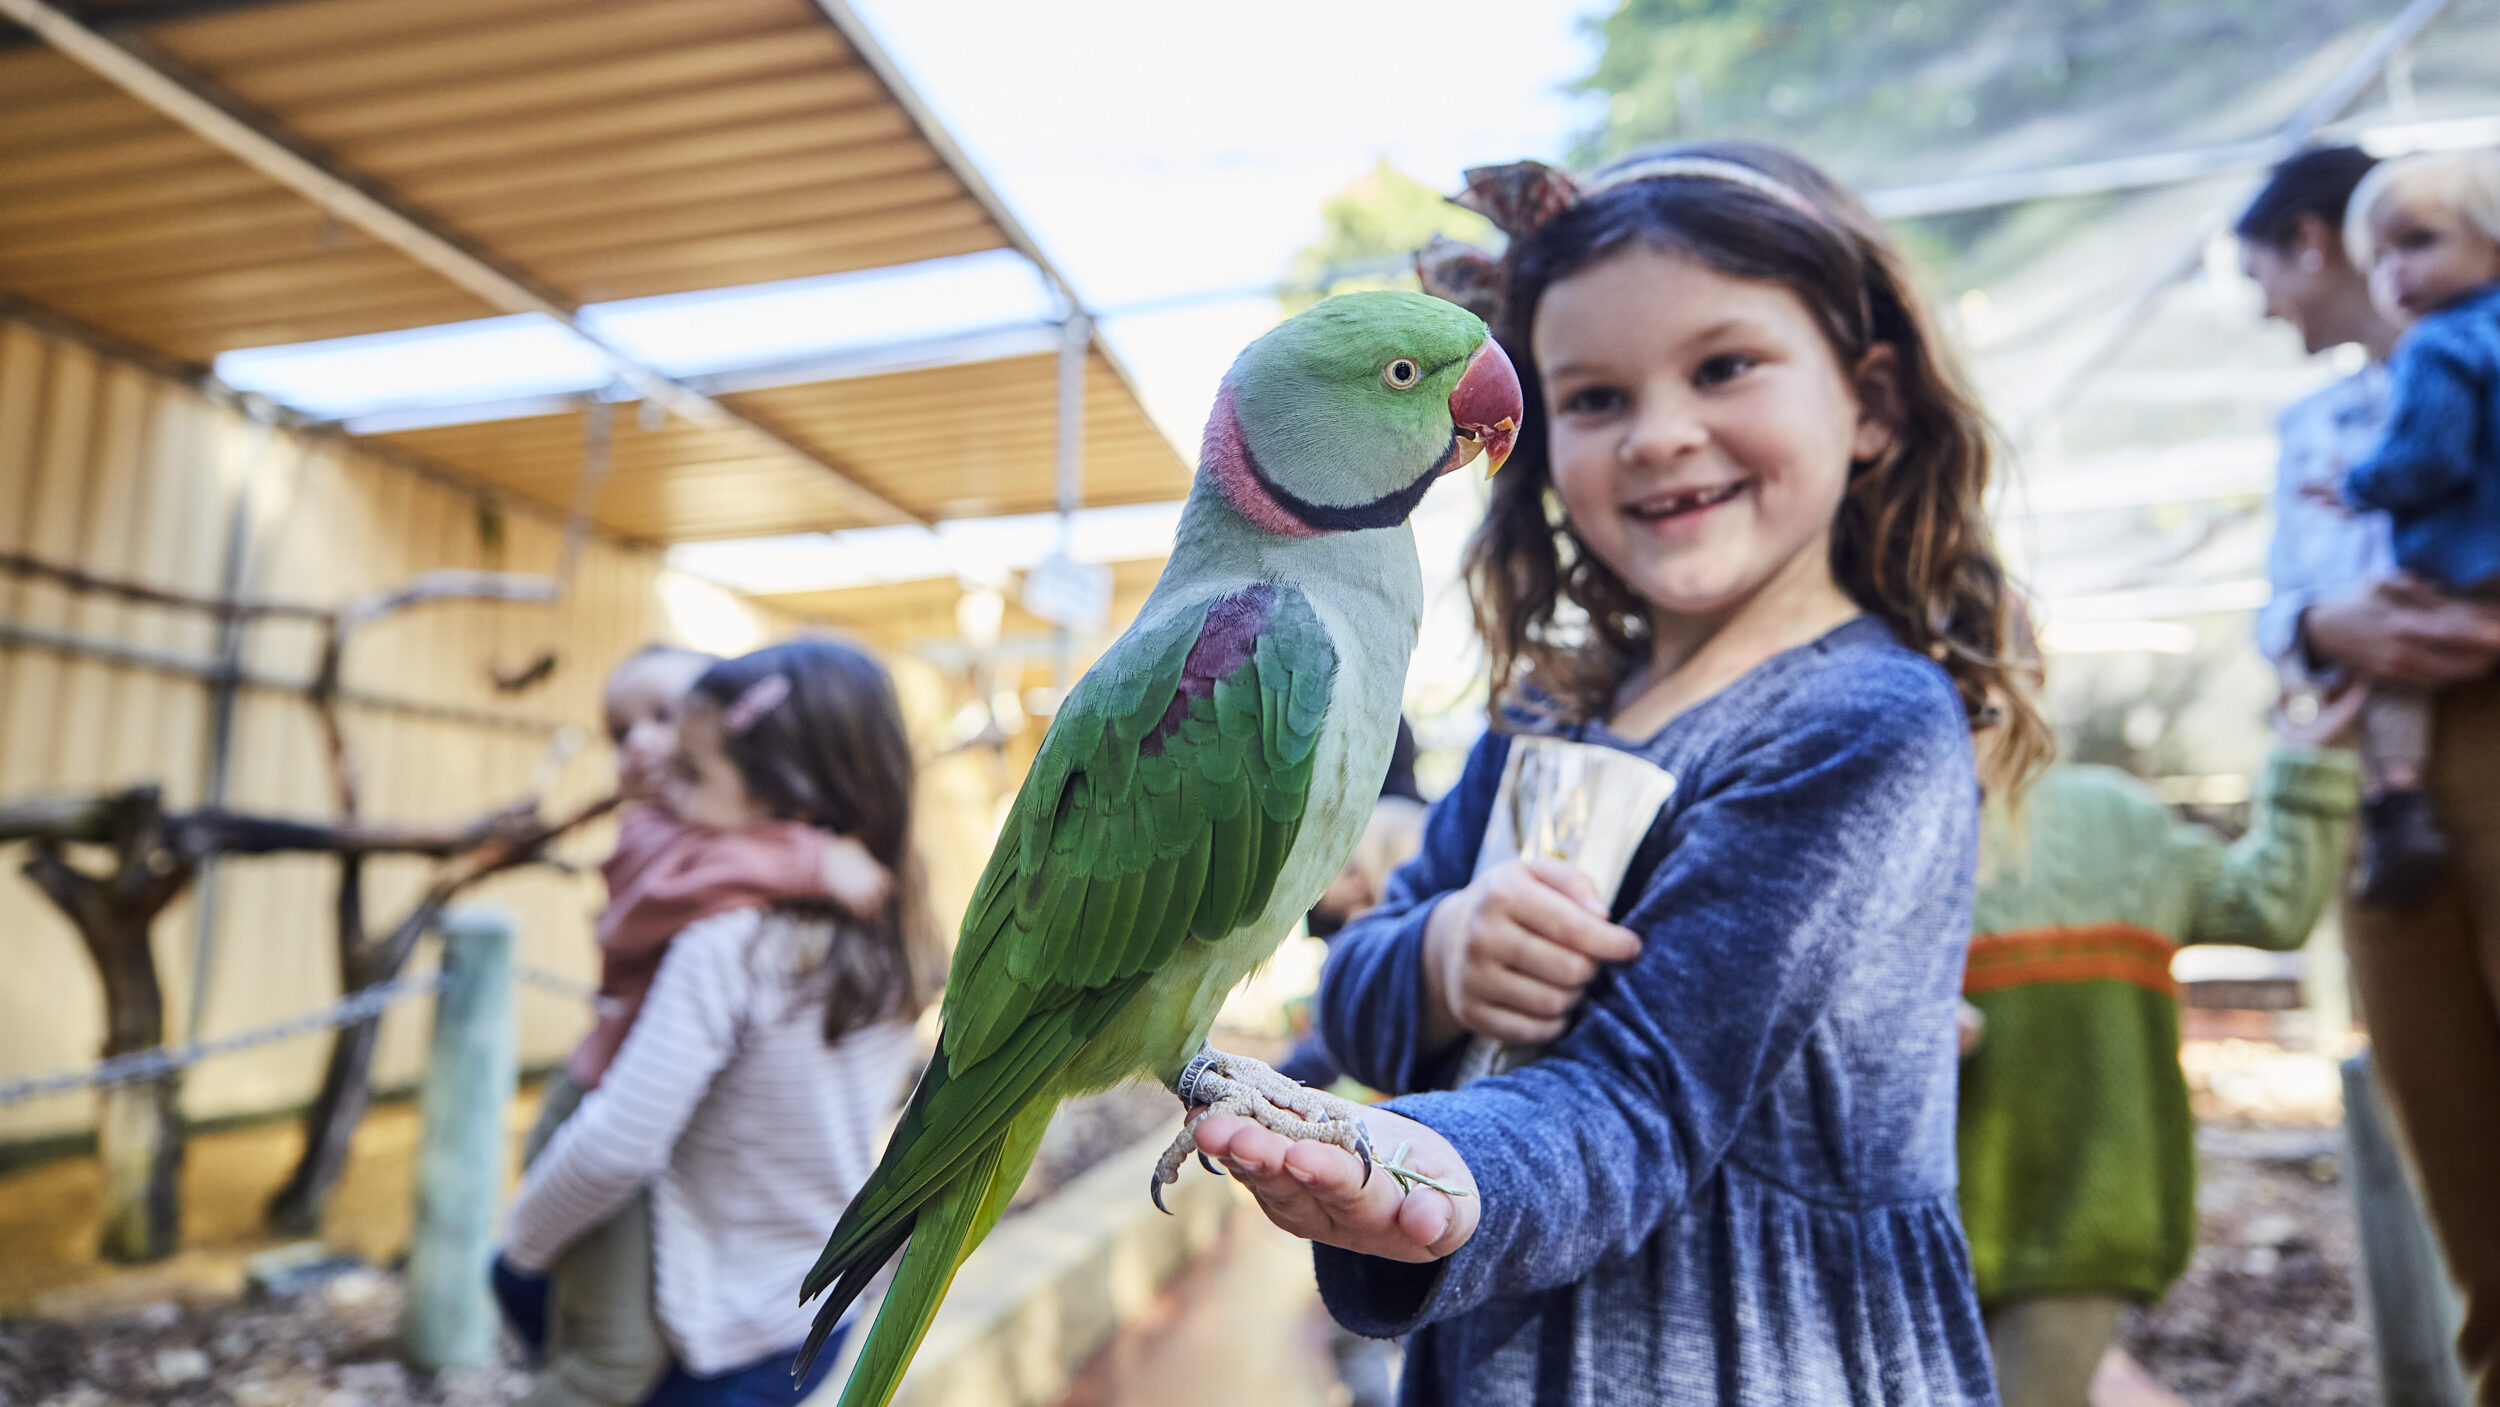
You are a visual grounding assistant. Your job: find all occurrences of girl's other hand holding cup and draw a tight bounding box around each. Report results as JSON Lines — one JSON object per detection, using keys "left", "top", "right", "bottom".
{"left": 1421, "top": 858, "right": 1642, "bottom": 1051}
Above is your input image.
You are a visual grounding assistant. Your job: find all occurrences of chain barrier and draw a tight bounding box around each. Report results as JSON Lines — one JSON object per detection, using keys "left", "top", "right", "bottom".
{"left": 0, "top": 960, "right": 607, "bottom": 1110}
{"left": 514, "top": 962, "right": 611, "bottom": 1012}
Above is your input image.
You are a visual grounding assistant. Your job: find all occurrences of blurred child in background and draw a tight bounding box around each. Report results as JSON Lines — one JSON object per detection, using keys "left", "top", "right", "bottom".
{"left": 496, "top": 642, "right": 898, "bottom": 1407}
{"left": 1955, "top": 659, "right": 2356, "bottom": 1405}
{"left": 2330, "top": 149, "right": 2500, "bottom": 902}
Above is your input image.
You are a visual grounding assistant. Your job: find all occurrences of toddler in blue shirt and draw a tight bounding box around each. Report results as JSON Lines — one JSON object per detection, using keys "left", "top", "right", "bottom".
{"left": 2333, "top": 150, "right": 2500, "bottom": 904}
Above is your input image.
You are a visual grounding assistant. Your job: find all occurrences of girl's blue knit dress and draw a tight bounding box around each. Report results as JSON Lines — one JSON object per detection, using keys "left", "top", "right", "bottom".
{"left": 1315, "top": 617, "right": 1997, "bottom": 1406}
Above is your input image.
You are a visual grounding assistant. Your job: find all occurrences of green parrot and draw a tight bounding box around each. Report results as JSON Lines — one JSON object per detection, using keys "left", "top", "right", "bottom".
{"left": 795, "top": 289, "right": 1523, "bottom": 1406}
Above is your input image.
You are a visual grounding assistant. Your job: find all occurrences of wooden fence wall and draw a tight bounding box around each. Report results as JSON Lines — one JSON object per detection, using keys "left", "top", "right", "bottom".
{"left": 0, "top": 311, "right": 784, "bottom": 1143}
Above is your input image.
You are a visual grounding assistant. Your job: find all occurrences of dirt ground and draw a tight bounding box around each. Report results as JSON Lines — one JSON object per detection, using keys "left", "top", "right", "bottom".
{"left": 2122, "top": 1124, "right": 2370, "bottom": 1406}
{"left": 2118, "top": 1038, "right": 2375, "bottom": 1407}
{"left": 0, "top": 1037, "right": 2398, "bottom": 1407}
{"left": 0, "top": 1081, "right": 1193, "bottom": 1407}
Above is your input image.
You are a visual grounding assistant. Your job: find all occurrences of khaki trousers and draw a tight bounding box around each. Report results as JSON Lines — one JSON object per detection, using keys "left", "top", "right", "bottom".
{"left": 2347, "top": 674, "right": 2500, "bottom": 1407}
{"left": 517, "top": 1074, "right": 671, "bottom": 1407}
{"left": 1984, "top": 1295, "right": 2128, "bottom": 1407}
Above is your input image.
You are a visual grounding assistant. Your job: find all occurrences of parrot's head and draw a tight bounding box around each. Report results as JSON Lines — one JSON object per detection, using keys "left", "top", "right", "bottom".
{"left": 1201, "top": 290, "right": 1523, "bottom": 537}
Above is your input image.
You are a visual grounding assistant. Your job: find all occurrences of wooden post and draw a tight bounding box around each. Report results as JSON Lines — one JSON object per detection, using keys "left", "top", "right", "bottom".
{"left": 401, "top": 905, "right": 517, "bottom": 1372}
{"left": 16, "top": 788, "right": 196, "bottom": 1263}
{"left": 2342, "top": 1051, "right": 2471, "bottom": 1407}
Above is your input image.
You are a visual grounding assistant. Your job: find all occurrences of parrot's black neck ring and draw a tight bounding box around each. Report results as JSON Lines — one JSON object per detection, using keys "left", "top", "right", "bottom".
{"left": 1243, "top": 433, "right": 1453, "bottom": 533}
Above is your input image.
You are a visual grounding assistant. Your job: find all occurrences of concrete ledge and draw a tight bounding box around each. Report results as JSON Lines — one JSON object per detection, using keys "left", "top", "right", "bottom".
{"left": 860, "top": 1133, "right": 1241, "bottom": 1407}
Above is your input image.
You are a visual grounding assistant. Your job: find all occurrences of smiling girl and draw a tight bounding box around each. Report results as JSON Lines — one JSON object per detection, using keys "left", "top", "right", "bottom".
{"left": 1197, "top": 142, "right": 2047, "bottom": 1405}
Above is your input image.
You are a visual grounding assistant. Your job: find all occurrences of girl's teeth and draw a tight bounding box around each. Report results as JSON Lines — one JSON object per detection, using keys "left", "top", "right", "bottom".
{"left": 1637, "top": 483, "right": 1740, "bottom": 517}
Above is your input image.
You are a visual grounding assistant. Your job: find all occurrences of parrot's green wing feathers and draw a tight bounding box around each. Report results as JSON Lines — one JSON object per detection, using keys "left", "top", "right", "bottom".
{"left": 944, "top": 580, "right": 1337, "bottom": 1068}
{"left": 798, "top": 582, "right": 1337, "bottom": 1345}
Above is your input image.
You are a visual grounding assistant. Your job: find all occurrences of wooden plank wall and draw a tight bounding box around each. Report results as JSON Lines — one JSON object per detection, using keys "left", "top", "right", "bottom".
{"left": 0, "top": 312, "right": 781, "bottom": 1143}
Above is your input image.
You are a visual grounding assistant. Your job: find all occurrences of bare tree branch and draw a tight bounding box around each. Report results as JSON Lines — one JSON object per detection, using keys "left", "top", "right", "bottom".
{"left": 0, "top": 550, "right": 330, "bottom": 622}
{"left": 0, "top": 794, "right": 580, "bottom": 860}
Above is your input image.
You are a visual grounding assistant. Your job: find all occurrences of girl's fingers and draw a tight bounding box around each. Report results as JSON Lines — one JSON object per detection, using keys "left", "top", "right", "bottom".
{"left": 1195, "top": 1112, "right": 1469, "bottom": 1265}
{"left": 1490, "top": 928, "right": 1600, "bottom": 990}
{"left": 1496, "top": 877, "right": 1642, "bottom": 965}
{"left": 1519, "top": 857, "right": 1607, "bottom": 910}
{"left": 1396, "top": 1188, "right": 1458, "bottom": 1250}
{"left": 1466, "top": 964, "right": 1581, "bottom": 1020}
{"left": 1466, "top": 1007, "right": 1568, "bottom": 1045}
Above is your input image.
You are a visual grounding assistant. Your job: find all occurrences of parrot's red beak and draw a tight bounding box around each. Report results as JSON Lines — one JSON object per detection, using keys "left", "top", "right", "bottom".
{"left": 1448, "top": 337, "right": 1522, "bottom": 475}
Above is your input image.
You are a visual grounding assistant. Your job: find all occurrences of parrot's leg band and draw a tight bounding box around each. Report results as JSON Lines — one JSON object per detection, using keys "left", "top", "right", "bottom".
{"left": 1172, "top": 1047, "right": 1223, "bottom": 1107}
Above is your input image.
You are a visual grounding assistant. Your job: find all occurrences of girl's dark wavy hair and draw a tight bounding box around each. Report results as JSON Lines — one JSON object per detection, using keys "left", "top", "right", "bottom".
{"left": 690, "top": 636, "right": 945, "bottom": 1041}
{"left": 1463, "top": 139, "right": 2050, "bottom": 793}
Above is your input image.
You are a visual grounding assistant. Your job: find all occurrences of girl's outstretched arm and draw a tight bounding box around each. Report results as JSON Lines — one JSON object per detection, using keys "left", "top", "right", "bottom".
{"left": 1268, "top": 660, "right": 1978, "bottom": 1336}
{"left": 2175, "top": 745, "right": 2359, "bottom": 950}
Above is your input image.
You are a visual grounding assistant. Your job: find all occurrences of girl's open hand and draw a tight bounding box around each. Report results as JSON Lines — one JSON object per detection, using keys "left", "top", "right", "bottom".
{"left": 1422, "top": 858, "right": 1642, "bottom": 1049}
{"left": 820, "top": 835, "right": 894, "bottom": 919}
{"left": 1194, "top": 1102, "right": 1478, "bottom": 1263}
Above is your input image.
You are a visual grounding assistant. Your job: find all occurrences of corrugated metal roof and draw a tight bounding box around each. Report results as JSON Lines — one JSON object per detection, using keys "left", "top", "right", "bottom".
{"left": 0, "top": 0, "right": 1192, "bottom": 539}
{"left": 0, "top": 0, "right": 1009, "bottom": 354}
{"left": 760, "top": 556, "right": 1169, "bottom": 658}
{"left": 373, "top": 352, "right": 1189, "bottom": 541}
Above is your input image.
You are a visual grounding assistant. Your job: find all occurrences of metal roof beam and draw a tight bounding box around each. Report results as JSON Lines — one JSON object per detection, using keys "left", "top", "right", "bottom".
{"left": 321, "top": 321, "right": 1071, "bottom": 436}
{"left": 0, "top": 0, "right": 930, "bottom": 529}
{"left": 2009, "top": 0, "right": 2463, "bottom": 445}
{"left": 1868, "top": 110, "right": 2500, "bottom": 220}
{"left": 806, "top": 0, "right": 1180, "bottom": 491}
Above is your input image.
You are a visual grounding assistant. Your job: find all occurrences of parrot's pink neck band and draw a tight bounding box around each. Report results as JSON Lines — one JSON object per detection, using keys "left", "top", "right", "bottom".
{"left": 1202, "top": 384, "right": 1326, "bottom": 538}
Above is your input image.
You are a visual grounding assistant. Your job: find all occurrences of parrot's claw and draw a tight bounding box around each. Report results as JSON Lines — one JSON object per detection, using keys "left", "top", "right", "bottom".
{"left": 1198, "top": 1150, "right": 1227, "bottom": 1178}
{"left": 1150, "top": 1171, "right": 1172, "bottom": 1216}
{"left": 1157, "top": 1046, "right": 1379, "bottom": 1208}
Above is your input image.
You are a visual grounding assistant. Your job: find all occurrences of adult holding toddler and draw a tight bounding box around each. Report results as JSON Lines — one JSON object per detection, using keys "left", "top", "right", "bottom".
{"left": 2243, "top": 143, "right": 2500, "bottom": 1407}
{"left": 2331, "top": 147, "right": 2500, "bottom": 1404}
{"left": 499, "top": 640, "right": 940, "bottom": 1407}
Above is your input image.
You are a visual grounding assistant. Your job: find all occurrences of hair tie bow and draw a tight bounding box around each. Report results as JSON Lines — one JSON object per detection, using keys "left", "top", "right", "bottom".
{"left": 1412, "top": 156, "right": 1820, "bottom": 324}
{"left": 721, "top": 673, "right": 791, "bottom": 736}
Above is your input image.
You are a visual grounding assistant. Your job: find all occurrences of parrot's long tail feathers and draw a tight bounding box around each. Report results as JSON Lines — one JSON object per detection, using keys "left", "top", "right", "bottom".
{"left": 790, "top": 1217, "right": 912, "bottom": 1378}
{"left": 821, "top": 1110, "right": 1048, "bottom": 1407}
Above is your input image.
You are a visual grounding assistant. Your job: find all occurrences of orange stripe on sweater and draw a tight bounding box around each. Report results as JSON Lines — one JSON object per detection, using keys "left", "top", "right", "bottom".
{"left": 1962, "top": 923, "right": 2179, "bottom": 998}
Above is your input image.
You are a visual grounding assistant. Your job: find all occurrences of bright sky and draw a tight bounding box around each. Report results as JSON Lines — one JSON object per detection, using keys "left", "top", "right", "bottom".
{"left": 218, "top": 2, "right": 1606, "bottom": 609}
{"left": 219, "top": 3, "right": 1601, "bottom": 441}
{"left": 845, "top": 0, "right": 1605, "bottom": 435}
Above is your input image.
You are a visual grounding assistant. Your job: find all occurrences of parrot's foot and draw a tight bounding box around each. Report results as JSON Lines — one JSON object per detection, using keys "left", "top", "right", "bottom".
{"left": 1151, "top": 1048, "right": 1381, "bottom": 1215}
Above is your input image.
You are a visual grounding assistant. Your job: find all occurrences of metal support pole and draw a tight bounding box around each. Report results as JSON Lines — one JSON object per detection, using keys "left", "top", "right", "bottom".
{"left": 1051, "top": 312, "right": 1089, "bottom": 693}
{"left": 2341, "top": 1051, "right": 2470, "bottom": 1407}
{"left": 185, "top": 407, "right": 274, "bottom": 1043}
{"left": 2013, "top": 0, "right": 2462, "bottom": 446}
{"left": 401, "top": 906, "right": 517, "bottom": 1372}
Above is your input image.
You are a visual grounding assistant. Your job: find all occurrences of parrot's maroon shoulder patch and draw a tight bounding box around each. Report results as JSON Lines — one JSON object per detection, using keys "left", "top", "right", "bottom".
{"left": 1141, "top": 584, "right": 1274, "bottom": 756}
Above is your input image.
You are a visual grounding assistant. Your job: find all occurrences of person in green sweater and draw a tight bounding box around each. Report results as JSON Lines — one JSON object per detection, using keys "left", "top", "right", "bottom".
{"left": 1958, "top": 738, "right": 2359, "bottom": 1406}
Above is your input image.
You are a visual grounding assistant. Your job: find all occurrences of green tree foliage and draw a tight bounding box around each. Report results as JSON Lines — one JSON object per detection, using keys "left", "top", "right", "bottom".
{"left": 1576, "top": 0, "right": 2404, "bottom": 184}
{"left": 1281, "top": 159, "right": 1500, "bottom": 313}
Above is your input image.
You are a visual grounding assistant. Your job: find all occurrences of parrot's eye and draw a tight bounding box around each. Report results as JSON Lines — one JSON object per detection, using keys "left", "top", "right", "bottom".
{"left": 1381, "top": 358, "right": 1423, "bottom": 390}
